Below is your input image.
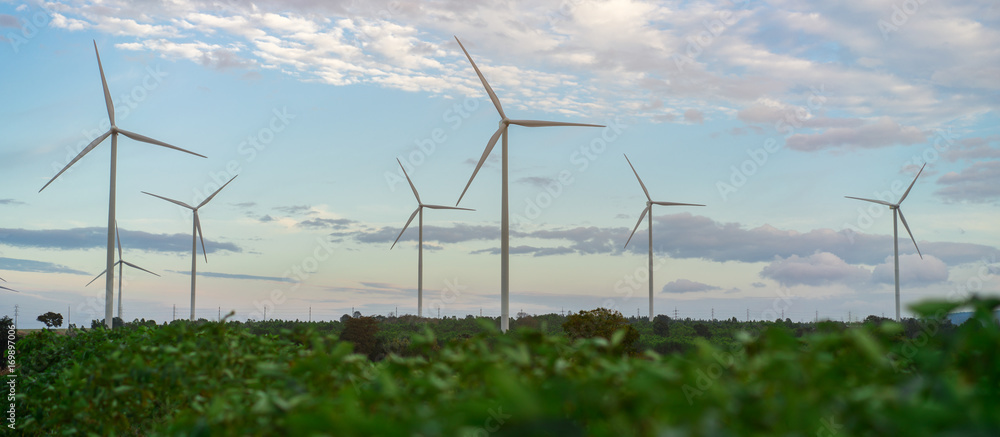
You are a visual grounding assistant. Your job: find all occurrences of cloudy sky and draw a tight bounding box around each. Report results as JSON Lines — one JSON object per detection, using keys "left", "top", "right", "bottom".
{"left": 2, "top": 0, "right": 998, "bottom": 328}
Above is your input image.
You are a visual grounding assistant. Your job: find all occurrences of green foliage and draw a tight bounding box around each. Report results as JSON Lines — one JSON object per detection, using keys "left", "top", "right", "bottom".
{"left": 36, "top": 311, "right": 63, "bottom": 328}
{"left": 652, "top": 315, "right": 670, "bottom": 337}
{"left": 11, "top": 297, "right": 1000, "bottom": 436}
{"left": 562, "top": 307, "right": 640, "bottom": 355}
{"left": 340, "top": 316, "right": 379, "bottom": 360}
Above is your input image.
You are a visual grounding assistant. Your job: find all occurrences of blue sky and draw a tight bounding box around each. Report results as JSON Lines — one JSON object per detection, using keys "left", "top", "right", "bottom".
{"left": 2, "top": 0, "right": 998, "bottom": 328}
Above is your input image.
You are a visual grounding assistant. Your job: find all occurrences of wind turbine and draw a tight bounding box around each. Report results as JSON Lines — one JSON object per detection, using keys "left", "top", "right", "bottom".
{"left": 142, "top": 175, "right": 237, "bottom": 321}
{"left": 845, "top": 163, "right": 925, "bottom": 322}
{"left": 86, "top": 222, "right": 160, "bottom": 321}
{"left": 622, "top": 154, "right": 704, "bottom": 322}
{"left": 452, "top": 36, "right": 605, "bottom": 332}
{"left": 390, "top": 159, "right": 473, "bottom": 318}
{"left": 39, "top": 41, "right": 206, "bottom": 328}
{"left": 0, "top": 277, "right": 17, "bottom": 293}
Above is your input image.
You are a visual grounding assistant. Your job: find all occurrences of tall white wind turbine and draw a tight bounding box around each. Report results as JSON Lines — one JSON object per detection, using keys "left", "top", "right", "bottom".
{"left": 86, "top": 222, "right": 160, "bottom": 321}
{"left": 39, "top": 41, "right": 206, "bottom": 328}
{"left": 623, "top": 154, "right": 704, "bottom": 322}
{"left": 453, "top": 36, "right": 605, "bottom": 332}
{"left": 845, "top": 163, "right": 926, "bottom": 322}
{"left": 0, "top": 277, "right": 17, "bottom": 293}
{"left": 142, "top": 175, "right": 237, "bottom": 321}
{"left": 391, "top": 159, "right": 473, "bottom": 317}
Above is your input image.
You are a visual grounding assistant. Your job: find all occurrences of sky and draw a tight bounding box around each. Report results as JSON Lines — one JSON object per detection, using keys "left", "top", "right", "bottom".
{"left": 1, "top": 0, "right": 998, "bottom": 329}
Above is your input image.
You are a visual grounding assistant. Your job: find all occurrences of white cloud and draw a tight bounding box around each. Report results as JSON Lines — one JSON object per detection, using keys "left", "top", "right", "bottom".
{"left": 785, "top": 117, "right": 926, "bottom": 152}
{"left": 661, "top": 278, "right": 720, "bottom": 293}
{"left": 760, "top": 252, "right": 871, "bottom": 287}
{"left": 871, "top": 254, "right": 949, "bottom": 286}
{"left": 25, "top": 0, "right": 1000, "bottom": 126}
{"left": 50, "top": 13, "right": 88, "bottom": 31}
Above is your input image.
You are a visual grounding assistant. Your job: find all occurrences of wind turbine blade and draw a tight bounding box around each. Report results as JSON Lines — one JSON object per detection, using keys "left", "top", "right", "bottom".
{"left": 898, "top": 163, "right": 926, "bottom": 204}
{"left": 86, "top": 269, "right": 109, "bottom": 287}
{"left": 651, "top": 201, "right": 705, "bottom": 207}
{"left": 508, "top": 120, "right": 605, "bottom": 128}
{"left": 122, "top": 261, "right": 160, "bottom": 277}
{"left": 897, "top": 208, "right": 922, "bottom": 259}
{"left": 0, "top": 277, "right": 4, "bottom": 282}
{"left": 142, "top": 191, "right": 195, "bottom": 210}
{"left": 844, "top": 196, "right": 892, "bottom": 207}
{"left": 397, "top": 158, "right": 421, "bottom": 203}
{"left": 195, "top": 212, "right": 208, "bottom": 263}
{"left": 454, "top": 36, "right": 506, "bottom": 119}
{"left": 39, "top": 130, "right": 111, "bottom": 192}
{"left": 457, "top": 125, "right": 505, "bottom": 205}
{"left": 115, "top": 220, "right": 123, "bottom": 260}
{"left": 623, "top": 154, "right": 651, "bottom": 201}
{"left": 93, "top": 41, "right": 115, "bottom": 126}
{"left": 391, "top": 208, "right": 420, "bottom": 250}
{"left": 117, "top": 128, "right": 207, "bottom": 159}
{"left": 624, "top": 206, "right": 650, "bottom": 249}
{"left": 423, "top": 204, "right": 475, "bottom": 211}
{"left": 197, "top": 174, "right": 238, "bottom": 208}
{"left": 0, "top": 285, "right": 17, "bottom": 293}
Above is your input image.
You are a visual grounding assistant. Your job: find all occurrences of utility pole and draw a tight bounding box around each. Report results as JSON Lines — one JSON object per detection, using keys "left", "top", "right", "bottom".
{"left": 711, "top": 308, "right": 714, "bottom": 320}
{"left": 68, "top": 305, "right": 71, "bottom": 328}
{"left": 218, "top": 307, "right": 221, "bottom": 322}
{"left": 674, "top": 307, "right": 678, "bottom": 319}
{"left": 480, "top": 307, "right": 483, "bottom": 317}
{"left": 13, "top": 305, "right": 18, "bottom": 331}
{"left": 746, "top": 308, "right": 749, "bottom": 322}
{"left": 848, "top": 311, "right": 851, "bottom": 323}
{"left": 437, "top": 307, "right": 440, "bottom": 318}
{"left": 815, "top": 310, "right": 818, "bottom": 323}
{"left": 172, "top": 304, "right": 176, "bottom": 321}
{"left": 264, "top": 307, "right": 267, "bottom": 321}
{"left": 309, "top": 306, "right": 312, "bottom": 322}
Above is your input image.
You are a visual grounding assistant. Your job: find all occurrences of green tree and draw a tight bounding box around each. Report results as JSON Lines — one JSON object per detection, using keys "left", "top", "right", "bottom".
{"left": 652, "top": 315, "right": 670, "bottom": 337}
{"left": 340, "top": 316, "right": 379, "bottom": 359}
{"left": 37, "top": 311, "right": 63, "bottom": 328}
{"left": 693, "top": 322, "right": 712, "bottom": 339}
{"left": 562, "top": 308, "right": 639, "bottom": 355}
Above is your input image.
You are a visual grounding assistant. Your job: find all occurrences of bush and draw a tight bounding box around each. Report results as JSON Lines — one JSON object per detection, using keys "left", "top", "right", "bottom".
{"left": 12, "top": 296, "right": 1000, "bottom": 436}
{"left": 562, "top": 307, "right": 639, "bottom": 355}
{"left": 340, "top": 316, "right": 379, "bottom": 360}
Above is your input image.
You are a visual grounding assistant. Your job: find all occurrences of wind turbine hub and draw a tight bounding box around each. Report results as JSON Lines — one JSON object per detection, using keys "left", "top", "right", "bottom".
{"left": 500, "top": 118, "right": 509, "bottom": 127}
